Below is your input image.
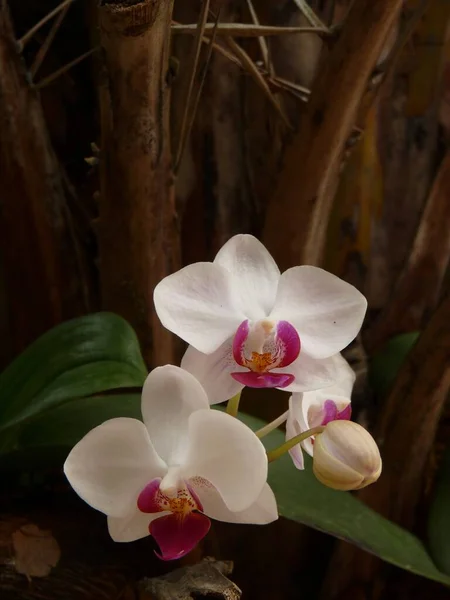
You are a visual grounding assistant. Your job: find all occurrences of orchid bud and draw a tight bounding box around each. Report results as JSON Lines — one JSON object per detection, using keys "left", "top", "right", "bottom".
{"left": 313, "top": 420, "right": 382, "bottom": 491}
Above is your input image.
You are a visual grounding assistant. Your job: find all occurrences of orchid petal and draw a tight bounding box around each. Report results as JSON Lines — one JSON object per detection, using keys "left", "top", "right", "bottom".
{"left": 182, "top": 410, "right": 267, "bottom": 512}
{"left": 153, "top": 262, "right": 244, "bottom": 354}
{"left": 64, "top": 418, "right": 166, "bottom": 518}
{"left": 324, "top": 353, "right": 356, "bottom": 397}
{"left": 286, "top": 402, "right": 305, "bottom": 469}
{"left": 150, "top": 512, "right": 211, "bottom": 561}
{"left": 279, "top": 352, "right": 341, "bottom": 392}
{"left": 108, "top": 510, "right": 165, "bottom": 543}
{"left": 141, "top": 365, "right": 209, "bottom": 466}
{"left": 181, "top": 340, "right": 245, "bottom": 405}
{"left": 270, "top": 266, "right": 367, "bottom": 358}
{"left": 214, "top": 234, "right": 280, "bottom": 320}
{"left": 191, "top": 480, "right": 278, "bottom": 524}
{"left": 231, "top": 371, "right": 294, "bottom": 388}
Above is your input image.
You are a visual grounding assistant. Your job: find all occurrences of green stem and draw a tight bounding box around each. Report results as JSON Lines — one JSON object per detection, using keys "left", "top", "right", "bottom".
{"left": 226, "top": 391, "right": 242, "bottom": 417}
{"left": 267, "top": 425, "right": 325, "bottom": 463}
{"left": 255, "top": 410, "right": 289, "bottom": 438}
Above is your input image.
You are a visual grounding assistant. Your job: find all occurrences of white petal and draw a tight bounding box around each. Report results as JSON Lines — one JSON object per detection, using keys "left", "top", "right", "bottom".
{"left": 108, "top": 510, "right": 166, "bottom": 542}
{"left": 214, "top": 234, "right": 280, "bottom": 320}
{"left": 181, "top": 339, "right": 245, "bottom": 405}
{"left": 279, "top": 352, "right": 340, "bottom": 392}
{"left": 182, "top": 410, "right": 267, "bottom": 512}
{"left": 141, "top": 365, "right": 209, "bottom": 465}
{"left": 192, "top": 481, "right": 278, "bottom": 524}
{"left": 270, "top": 266, "right": 367, "bottom": 358}
{"left": 291, "top": 392, "right": 316, "bottom": 457}
{"left": 285, "top": 404, "right": 305, "bottom": 469}
{"left": 153, "top": 262, "right": 245, "bottom": 353}
{"left": 64, "top": 418, "right": 166, "bottom": 518}
{"left": 325, "top": 353, "right": 356, "bottom": 397}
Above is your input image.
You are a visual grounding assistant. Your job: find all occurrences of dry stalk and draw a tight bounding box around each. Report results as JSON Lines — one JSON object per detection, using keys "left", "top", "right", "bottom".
{"left": 97, "top": 0, "right": 180, "bottom": 366}
{"left": 263, "top": 0, "right": 404, "bottom": 270}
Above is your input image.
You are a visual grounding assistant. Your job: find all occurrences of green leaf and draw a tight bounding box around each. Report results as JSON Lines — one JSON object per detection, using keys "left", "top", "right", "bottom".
{"left": 427, "top": 445, "right": 450, "bottom": 575}
{"left": 18, "top": 394, "right": 142, "bottom": 452}
{"left": 369, "top": 332, "right": 420, "bottom": 397}
{"left": 0, "top": 313, "right": 147, "bottom": 437}
{"left": 238, "top": 411, "right": 450, "bottom": 586}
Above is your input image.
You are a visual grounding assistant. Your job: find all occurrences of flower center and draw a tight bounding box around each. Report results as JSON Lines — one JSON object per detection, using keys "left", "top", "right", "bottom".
{"left": 232, "top": 319, "right": 300, "bottom": 374}
{"left": 137, "top": 475, "right": 203, "bottom": 518}
{"left": 137, "top": 476, "right": 210, "bottom": 562}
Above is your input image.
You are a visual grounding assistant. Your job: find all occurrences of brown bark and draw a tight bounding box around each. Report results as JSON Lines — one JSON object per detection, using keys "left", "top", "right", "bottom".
{"left": 321, "top": 292, "right": 450, "bottom": 600}
{"left": 97, "top": 0, "right": 180, "bottom": 367}
{"left": 0, "top": 0, "right": 88, "bottom": 358}
{"left": 263, "top": 0, "right": 403, "bottom": 270}
{"left": 368, "top": 151, "right": 450, "bottom": 351}
{"left": 367, "top": 0, "right": 448, "bottom": 312}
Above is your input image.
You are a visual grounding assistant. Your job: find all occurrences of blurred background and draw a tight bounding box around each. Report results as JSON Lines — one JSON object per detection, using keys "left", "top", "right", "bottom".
{"left": 1, "top": 0, "right": 450, "bottom": 598}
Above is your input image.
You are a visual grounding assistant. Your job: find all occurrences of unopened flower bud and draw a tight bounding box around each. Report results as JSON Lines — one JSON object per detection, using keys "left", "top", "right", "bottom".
{"left": 313, "top": 421, "right": 382, "bottom": 491}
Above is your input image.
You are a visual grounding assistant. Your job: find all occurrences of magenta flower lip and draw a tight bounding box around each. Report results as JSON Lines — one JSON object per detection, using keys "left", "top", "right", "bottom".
{"left": 231, "top": 371, "right": 295, "bottom": 388}
{"left": 231, "top": 319, "right": 300, "bottom": 388}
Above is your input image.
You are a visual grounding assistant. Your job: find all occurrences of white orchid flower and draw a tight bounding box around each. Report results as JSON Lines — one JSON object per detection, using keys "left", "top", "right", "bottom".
{"left": 154, "top": 234, "right": 367, "bottom": 404}
{"left": 64, "top": 365, "right": 277, "bottom": 561}
{"left": 286, "top": 354, "right": 355, "bottom": 469}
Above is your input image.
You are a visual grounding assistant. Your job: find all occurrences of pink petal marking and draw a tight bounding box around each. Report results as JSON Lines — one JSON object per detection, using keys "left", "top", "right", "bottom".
{"left": 232, "top": 319, "right": 300, "bottom": 380}
{"left": 150, "top": 512, "right": 211, "bottom": 561}
{"left": 232, "top": 320, "right": 250, "bottom": 366}
{"left": 231, "top": 371, "right": 294, "bottom": 388}
{"left": 137, "top": 478, "right": 164, "bottom": 513}
{"left": 274, "top": 321, "right": 301, "bottom": 368}
{"left": 337, "top": 403, "right": 352, "bottom": 421}
{"left": 138, "top": 479, "right": 203, "bottom": 514}
{"left": 321, "top": 400, "right": 352, "bottom": 426}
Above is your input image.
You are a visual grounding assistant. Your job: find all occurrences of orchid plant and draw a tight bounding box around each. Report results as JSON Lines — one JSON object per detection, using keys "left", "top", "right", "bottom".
{"left": 64, "top": 234, "right": 382, "bottom": 561}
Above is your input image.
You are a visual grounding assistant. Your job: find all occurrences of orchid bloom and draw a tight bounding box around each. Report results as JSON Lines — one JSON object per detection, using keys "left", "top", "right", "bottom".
{"left": 286, "top": 354, "right": 355, "bottom": 470}
{"left": 154, "top": 234, "right": 367, "bottom": 404}
{"left": 64, "top": 365, "right": 277, "bottom": 561}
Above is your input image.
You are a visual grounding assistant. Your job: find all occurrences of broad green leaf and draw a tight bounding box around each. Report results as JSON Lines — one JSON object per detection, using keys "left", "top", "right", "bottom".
{"left": 238, "top": 411, "right": 450, "bottom": 586}
{"left": 18, "top": 394, "right": 142, "bottom": 452}
{"left": 369, "top": 332, "right": 420, "bottom": 397}
{"left": 0, "top": 313, "right": 147, "bottom": 437}
{"left": 427, "top": 445, "right": 450, "bottom": 575}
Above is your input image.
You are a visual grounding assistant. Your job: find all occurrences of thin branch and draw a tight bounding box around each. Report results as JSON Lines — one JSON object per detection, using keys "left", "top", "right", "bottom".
{"left": 174, "top": 0, "right": 211, "bottom": 170}
{"left": 245, "top": 0, "right": 272, "bottom": 75}
{"left": 171, "top": 22, "right": 330, "bottom": 37}
{"left": 292, "top": 0, "right": 328, "bottom": 29}
{"left": 30, "top": 3, "right": 71, "bottom": 78}
{"left": 226, "top": 37, "right": 291, "bottom": 128}
{"left": 18, "top": 0, "right": 76, "bottom": 50}
{"left": 174, "top": 8, "right": 221, "bottom": 174}
{"left": 33, "top": 47, "right": 97, "bottom": 89}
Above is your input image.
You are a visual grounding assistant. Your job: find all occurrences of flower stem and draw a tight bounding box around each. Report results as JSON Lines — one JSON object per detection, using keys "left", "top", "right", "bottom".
{"left": 267, "top": 426, "right": 325, "bottom": 463}
{"left": 255, "top": 411, "right": 289, "bottom": 438}
{"left": 226, "top": 391, "right": 242, "bottom": 417}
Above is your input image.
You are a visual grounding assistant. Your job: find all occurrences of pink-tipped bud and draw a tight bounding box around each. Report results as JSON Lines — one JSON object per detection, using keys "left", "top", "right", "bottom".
{"left": 313, "top": 421, "right": 382, "bottom": 491}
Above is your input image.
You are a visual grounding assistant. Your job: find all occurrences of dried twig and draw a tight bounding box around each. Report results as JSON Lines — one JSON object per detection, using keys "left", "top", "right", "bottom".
{"left": 18, "top": 0, "right": 76, "bottom": 50}
{"left": 30, "top": 2, "right": 71, "bottom": 78}
{"left": 172, "top": 22, "right": 330, "bottom": 37}
{"left": 226, "top": 37, "right": 291, "bottom": 128}
{"left": 174, "top": 0, "right": 211, "bottom": 171}
{"left": 34, "top": 47, "right": 97, "bottom": 89}
{"left": 292, "top": 0, "right": 328, "bottom": 29}
{"left": 245, "top": 0, "right": 273, "bottom": 75}
{"left": 175, "top": 8, "right": 221, "bottom": 174}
